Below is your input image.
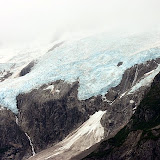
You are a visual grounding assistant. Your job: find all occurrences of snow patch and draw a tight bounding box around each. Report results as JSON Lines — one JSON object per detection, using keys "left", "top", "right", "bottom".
{"left": 15, "top": 115, "right": 18, "bottom": 125}
{"left": 25, "top": 133, "right": 36, "bottom": 156}
{"left": 44, "top": 85, "right": 54, "bottom": 91}
{"left": 55, "top": 89, "right": 60, "bottom": 93}
{"left": 132, "top": 106, "right": 137, "bottom": 114}
{"left": 130, "top": 100, "right": 135, "bottom": 104}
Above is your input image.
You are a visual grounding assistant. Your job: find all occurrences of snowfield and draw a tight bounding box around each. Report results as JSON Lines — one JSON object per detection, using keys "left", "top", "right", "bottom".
{"left": 0, "top": 31, "right": 160, "bottom": 113}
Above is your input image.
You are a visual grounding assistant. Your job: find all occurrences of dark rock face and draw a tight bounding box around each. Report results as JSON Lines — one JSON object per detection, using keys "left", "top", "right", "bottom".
{"left": 19, "top": 61, "right": 35, "bottom": 77}
{"left": 47, "top": 41, "right": 64, "bottom": 52}
{"left": 17, "top": 81, "right": 89, "bottom": 152}
{"left": 0, "top": 108, "right": 32, "bottom": 160}
{"left": 117, "top": 62, "right": 123, "bottom": 67}
{"left": 83, "top": 72, "right": 160, "bottom": 160}
{"left": 0, "top": 71, "right": 13, "bottom": 82}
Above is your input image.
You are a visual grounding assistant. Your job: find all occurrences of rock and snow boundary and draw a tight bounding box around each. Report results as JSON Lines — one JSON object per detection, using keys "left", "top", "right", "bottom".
{"left": 0, "top": 31, "right": 160, "bottom": 113}
{"left": 28, "top": 111, "right": 106, "bottom": 160}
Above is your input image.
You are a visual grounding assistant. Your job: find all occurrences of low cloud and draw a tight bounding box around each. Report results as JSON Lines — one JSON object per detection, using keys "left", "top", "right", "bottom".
{"left": 0, "top": 0, "right": 160, "bottom": 47}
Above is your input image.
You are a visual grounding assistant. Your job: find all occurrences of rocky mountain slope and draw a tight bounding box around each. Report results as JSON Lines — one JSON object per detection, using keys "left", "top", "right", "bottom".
{"left": 1, "top": 58, "right": 160, "bottom": 160}
{"left": 83, "top": 68, "right": 160, "bottom": 160}
{"left": 0, "top": 31, "right": 160, "bottom": 160}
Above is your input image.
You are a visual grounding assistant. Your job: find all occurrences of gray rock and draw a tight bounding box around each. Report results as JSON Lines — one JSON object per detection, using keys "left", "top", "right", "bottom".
{"left": 19, "top": 61, "right": 35, "bottom": 77}
{"left": 0, "top": 108, "right": 32, "bottom": 160}
{"left": 117, "top": 62, "right": 123, "bottom": 67}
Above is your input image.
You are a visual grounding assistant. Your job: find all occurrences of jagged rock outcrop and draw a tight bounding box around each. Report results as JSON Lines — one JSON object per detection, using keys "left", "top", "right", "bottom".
{"left": 47, "top": 41, "right": 64, "bottom": 53}
{"left": 117, "top": 62, "right": 123, "bottom": 67}
{"left": 0, "top": 71, "right": 12, "bottom": 82}
{"left": 83, "top": 70, "right": 160, "bottom": 160}
{"left": 19, "top": 61, "right": 35, "bottom": 77}
{"left": 0, "top": 107, "right": 32, "bottom": 160}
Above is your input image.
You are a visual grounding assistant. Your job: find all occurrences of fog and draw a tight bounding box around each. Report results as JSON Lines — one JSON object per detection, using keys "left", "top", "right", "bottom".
{"left": 0, "top": 0, "right": 160, "bottom": 47}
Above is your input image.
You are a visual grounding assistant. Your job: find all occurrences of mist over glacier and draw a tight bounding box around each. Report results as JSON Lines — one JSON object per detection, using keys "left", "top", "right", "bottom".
{"left": 0, "top": 0, "right": 160, "bottom": 113}
{"left": 0, "top": 31, "right": 160, "bottom": 113}
{"left": 0, "top": 0, "right": 160, "bottom": 47}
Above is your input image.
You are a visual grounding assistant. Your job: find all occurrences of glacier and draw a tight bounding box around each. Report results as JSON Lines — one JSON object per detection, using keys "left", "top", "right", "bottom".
{"left": 0, "top": 31, "right": 160, "bottom": 113}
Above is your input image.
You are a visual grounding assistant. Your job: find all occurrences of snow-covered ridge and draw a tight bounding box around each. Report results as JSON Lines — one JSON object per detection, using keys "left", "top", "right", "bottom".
{"left": 0, "top": 31, "right": 160, "bottom": 112}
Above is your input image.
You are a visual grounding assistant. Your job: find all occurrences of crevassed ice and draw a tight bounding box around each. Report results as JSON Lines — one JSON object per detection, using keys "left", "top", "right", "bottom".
{"left": 0, "top": 31, "right": 160, "bottom": 113}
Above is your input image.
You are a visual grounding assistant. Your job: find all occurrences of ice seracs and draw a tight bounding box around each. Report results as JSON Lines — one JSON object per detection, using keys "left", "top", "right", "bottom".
{"left": 0, "top": 31, "right": 160, "bottom": 112}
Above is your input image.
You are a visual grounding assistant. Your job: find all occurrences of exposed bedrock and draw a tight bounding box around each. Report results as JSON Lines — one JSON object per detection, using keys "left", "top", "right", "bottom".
{"left": 73, "top": 58, "right": 160, "bottom": 159}
{"left": 17, "top": 81, "right": 89, "bottom": 152}
{"left": 19, "top": 61, "right": 35, "bottom": 77}
{"left": 47, "top": 41, "right": 64, "bottom": 53}
{"left": 1, "top": 58, "right": 159, "bottom": 159}
{"left": 0, "top": 108, "right": 32, "bottom": 160}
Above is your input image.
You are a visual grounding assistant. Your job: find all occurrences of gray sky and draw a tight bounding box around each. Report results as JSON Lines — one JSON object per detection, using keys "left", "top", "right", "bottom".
{"left": 0, "top": 0, "right": 160, "bottom": 47}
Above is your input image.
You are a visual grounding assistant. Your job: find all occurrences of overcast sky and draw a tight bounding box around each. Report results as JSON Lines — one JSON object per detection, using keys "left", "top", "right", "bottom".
{"left": 0, "top": 0, "right": 160, "bottom": 47}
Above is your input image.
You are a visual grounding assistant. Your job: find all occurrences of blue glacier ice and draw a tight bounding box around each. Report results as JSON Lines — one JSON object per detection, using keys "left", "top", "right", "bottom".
{"left": 0, "top": 31, "right": 160, "bottom": 113}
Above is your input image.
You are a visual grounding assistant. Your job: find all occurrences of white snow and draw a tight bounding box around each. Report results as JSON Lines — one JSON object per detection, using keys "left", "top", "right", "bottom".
{"left": 44, "top": 85, "right": 54, "bottom": 91}
{"left": 0, "top": 106, "right": 5, "bottom": 110}
{"left": 29, "top": 110, "right": 106, "bottom": 160}
{"left": 15, "top": 115, "right": 18, "bottom": 125}
{"left": 130, "top": 100, "right": 135, "bottom": 104}
{"left": 0, "top": 31, "right": 160, "bottom": 112}
{"left": 44, "top": 85, "right": 60, "bottom": 94}
{"left": 59, "top": 110, "right": 106, "bottom": 150}
{"left": 55, "top": 89, "right": 60, "bottom": 93}
{"left": 120, "top": 91, "right": 127, "bottom": 99}
{"left": 128, "top": 65, "right": 160, "bottom": 94}
{"left": 132, "top": 106, "right": 137, "bottom": 114}
{"left": 25, "top": 133, "right": 36, "bottom": 156}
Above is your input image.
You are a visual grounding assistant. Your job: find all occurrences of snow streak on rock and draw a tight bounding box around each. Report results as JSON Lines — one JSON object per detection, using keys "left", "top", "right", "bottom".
{"left": 25, "top": 133, "right": 36, "bottom": 157}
